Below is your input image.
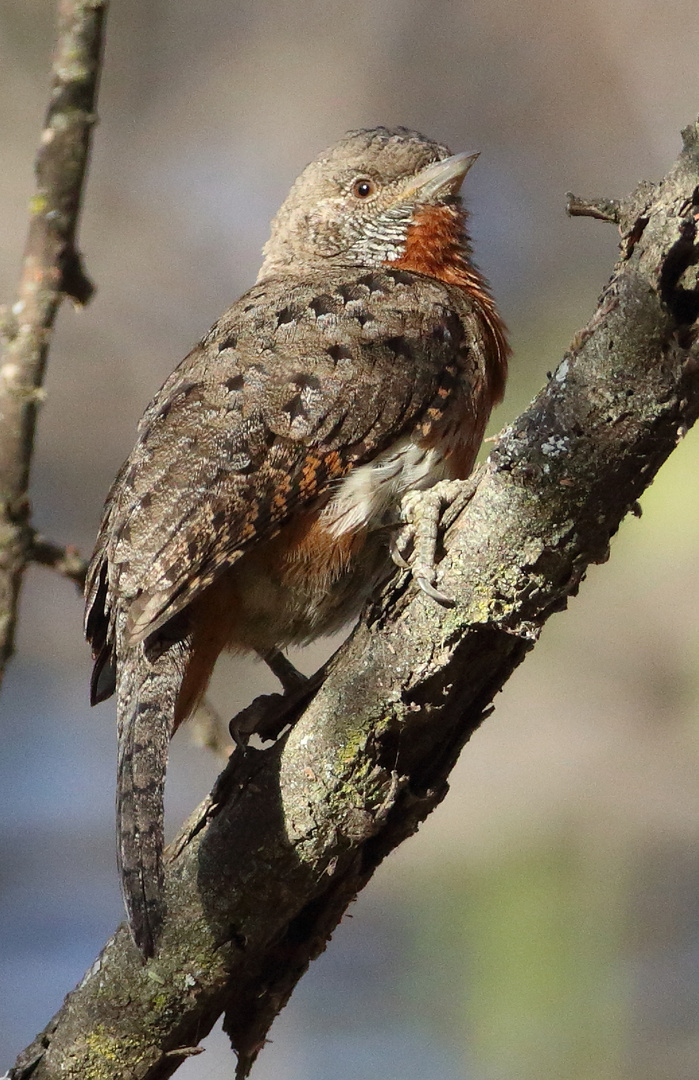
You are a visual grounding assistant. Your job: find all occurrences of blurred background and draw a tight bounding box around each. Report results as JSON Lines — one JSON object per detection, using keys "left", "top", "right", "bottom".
{"left": 2, "top": 1, "right": 699, "bottom": 1077}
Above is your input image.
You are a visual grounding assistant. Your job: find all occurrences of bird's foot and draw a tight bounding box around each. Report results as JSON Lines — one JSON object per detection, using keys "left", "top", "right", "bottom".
{"left": 229, "top": 692, "right": 288, "bottom": 750}
{"left": 229, "top": 651, "right": 316, "bottom": 750}
{"left": 390, "top": 473, "right": 481, "bottom": 605}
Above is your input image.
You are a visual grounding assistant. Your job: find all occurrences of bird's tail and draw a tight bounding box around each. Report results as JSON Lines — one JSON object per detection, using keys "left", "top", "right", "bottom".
{"left": 115, "top": 634, "right": 188, "bottom": 956}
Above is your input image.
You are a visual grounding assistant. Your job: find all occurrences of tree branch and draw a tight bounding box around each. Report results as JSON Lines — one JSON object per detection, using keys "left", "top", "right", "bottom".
{"left": 0, "top": 0, "right": 107, "bottom": 683}
{"left": 565, "top": 191, "right": 621, "bottom": 223}
{"left": 8, "top": 120, "right": 699, "bottom": 1079}
{"left": 30, "top": 536, "right": 89, "bottom": 591}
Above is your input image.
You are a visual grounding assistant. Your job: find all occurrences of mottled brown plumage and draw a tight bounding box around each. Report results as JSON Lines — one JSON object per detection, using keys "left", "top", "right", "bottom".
{"left": 85, "top": 126, "right": 509, "bottom": 956}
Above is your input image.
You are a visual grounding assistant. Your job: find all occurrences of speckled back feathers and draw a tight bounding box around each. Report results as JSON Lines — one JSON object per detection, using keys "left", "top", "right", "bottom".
{"left": 86, "top": 264, "right": 490, "bottom": 659}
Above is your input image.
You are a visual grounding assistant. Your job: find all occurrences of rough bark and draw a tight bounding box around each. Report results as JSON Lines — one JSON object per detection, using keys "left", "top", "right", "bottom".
{"left": 0, "top": 0, "right": 106, "bottom": 681}
{"left": 8, "top": 119, "right": 699, "bottom": 1080}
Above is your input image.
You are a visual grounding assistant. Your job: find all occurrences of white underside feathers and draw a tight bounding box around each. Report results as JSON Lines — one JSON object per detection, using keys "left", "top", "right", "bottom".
{"left": 324, "top": 436, "right": 448, "bottom": 536}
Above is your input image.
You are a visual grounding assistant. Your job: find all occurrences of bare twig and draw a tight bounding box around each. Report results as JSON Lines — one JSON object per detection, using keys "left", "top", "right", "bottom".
{"left": 565, "top": 191, "right": 621, "bottom": 223}
{"left": 30, "top": 536, "right": 89, "bottom": 590}
{"left": 0, "top": 0, "right": 107, "bottom": 683}
{"left": 8, "top": 119, "right": 699, "bottom": 1080}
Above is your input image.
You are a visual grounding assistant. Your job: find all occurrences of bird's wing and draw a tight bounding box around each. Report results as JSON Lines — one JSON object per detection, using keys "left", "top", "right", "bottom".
{"left": 85, "top": 267, "right": 476, "bottom": 659}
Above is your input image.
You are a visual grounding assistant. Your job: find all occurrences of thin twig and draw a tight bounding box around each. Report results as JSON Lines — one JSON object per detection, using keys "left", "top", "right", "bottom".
{"left": 0, "top": 0, "right": 107, "bottom": 683}
{"left": 565, "top": 191, "right": 621, "bottom": 223}
{"left": 30, "top": 536, "right": 89, "bottom": 591}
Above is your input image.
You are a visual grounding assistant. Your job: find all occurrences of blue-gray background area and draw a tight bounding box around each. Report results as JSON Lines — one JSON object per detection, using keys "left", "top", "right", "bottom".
{"left": 2, "top": 2, "right": 699, "bottom": 1078}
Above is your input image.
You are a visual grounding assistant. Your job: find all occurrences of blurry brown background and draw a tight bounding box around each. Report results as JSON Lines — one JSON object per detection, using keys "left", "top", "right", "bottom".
{"left": 2, "top": 1, "right": 699, "bottom": 1077}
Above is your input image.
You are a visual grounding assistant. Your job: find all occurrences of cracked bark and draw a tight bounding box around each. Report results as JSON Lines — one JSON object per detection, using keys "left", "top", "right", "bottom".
{"left": 0, "top": 0, "right": 106, "bottom": 682}
{"left": 8, "top": 121, "right": 699, "bottom": 1079}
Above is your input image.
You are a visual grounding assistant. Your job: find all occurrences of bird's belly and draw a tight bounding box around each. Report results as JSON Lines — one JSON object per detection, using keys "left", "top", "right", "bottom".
{"left": 220, "top": 513, "right": 390, "bottom": 652}
{"left": 218, "top": 435, "right": 465, "bottom": 653}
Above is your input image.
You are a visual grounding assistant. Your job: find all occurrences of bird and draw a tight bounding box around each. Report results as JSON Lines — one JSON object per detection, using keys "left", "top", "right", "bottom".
{"left": 85, "top": 126, "right": 510, "bottom": 957}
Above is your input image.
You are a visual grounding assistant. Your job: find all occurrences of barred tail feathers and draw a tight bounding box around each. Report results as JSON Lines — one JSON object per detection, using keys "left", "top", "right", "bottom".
{"left": 115, "top": 637, "right": 188, "bottom": 956}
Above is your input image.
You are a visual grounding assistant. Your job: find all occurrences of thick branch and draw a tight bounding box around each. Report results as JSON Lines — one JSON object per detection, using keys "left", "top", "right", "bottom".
{"left": 0, "top": 0, "right": 107, "bottom": 682}
{"left": 10, "top": 123, "right": 699, "bottom": 1080}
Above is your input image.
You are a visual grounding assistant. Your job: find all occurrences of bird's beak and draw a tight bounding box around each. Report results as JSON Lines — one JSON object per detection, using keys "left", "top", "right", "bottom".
{"left": 402, "top": 151, "right": 480, "bottom": 202}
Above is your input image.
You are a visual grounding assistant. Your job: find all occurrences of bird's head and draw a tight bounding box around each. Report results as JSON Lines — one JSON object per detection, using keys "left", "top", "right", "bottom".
{"left": 257, "top": 126, "right": 478, "bottom": 280}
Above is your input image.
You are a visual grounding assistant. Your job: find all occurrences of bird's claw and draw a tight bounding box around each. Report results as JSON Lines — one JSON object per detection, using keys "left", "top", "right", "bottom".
{"left": 389, "top": 531, "right": 412, "bottom": 569}
{"left": 415, "top": 574, "right": 455, "bottom": 607}
{"left": 394, "top": 477, "right": 479, "bottom": 606}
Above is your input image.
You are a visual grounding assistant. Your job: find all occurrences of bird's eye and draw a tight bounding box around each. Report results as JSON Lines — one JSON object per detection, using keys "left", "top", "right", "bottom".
{"left": 351, "top": 178, "right": 377, "bottom": 199}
